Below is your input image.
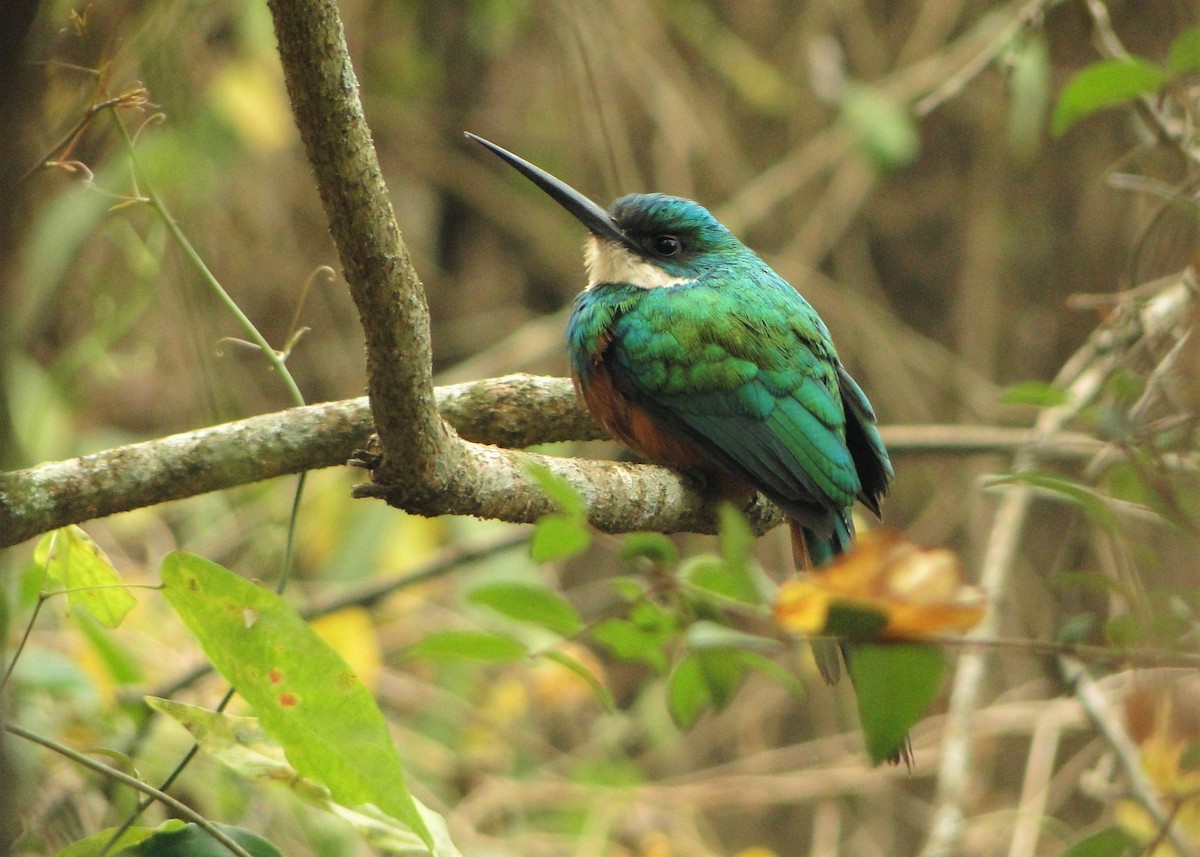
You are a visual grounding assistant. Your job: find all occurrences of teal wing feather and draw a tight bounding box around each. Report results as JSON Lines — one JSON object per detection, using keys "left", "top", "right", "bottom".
{"left": 602, "top": 279, "right": 864, "bottom": 536}
{"left": 837, "top": 364, "right": 893, "bottom": 515}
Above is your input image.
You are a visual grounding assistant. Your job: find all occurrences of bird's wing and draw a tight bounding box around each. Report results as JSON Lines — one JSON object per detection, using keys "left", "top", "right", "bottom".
{"left": 837, "top": 363, "right": 893, "bottom": 515}
{"left": 605, "top": 282, "right": 863, "bottom": 528}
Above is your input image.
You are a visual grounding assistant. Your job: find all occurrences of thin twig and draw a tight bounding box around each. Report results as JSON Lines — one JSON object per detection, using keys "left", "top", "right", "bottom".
{"left": 913, "top": 0, "right": 1065, "bottom": 118}
{"left": 101, "top": 686, "right": 239, "bottom": 856}
{"left": 21, "top": 87, "right": 149, "bottom": 183}
{"left": 940, "top": 635, "right": 1200, "bottom": 670}
{"left": 6, "top": 722, "right": 255, "bottom": 857}
{"left": 1006, "top": 708, "right": 1064, "bottom": 857}
{"left": 919, "top": 279, "right": 1192, "bottom": 857}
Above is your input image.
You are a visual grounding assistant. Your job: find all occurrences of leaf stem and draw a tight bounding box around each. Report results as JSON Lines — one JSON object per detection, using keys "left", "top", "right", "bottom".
{"left": 112, "top": 117, "right": 306, "bottom": 409}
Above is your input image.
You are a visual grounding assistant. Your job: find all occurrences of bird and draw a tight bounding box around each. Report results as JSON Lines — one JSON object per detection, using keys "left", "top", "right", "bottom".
{"left": 466, "top": 131, "right": 893, "bottom": 688}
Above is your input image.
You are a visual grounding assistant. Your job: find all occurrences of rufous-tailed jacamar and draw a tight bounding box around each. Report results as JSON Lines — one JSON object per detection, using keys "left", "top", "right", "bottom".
{"left": 467, "top": 132, "right": 893, "bottom": 684}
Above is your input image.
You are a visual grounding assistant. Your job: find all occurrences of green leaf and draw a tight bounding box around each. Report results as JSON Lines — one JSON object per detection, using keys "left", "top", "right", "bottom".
{"left": 609, "top": 577, "right": 649, "bottom": 602}
{"left": 990, "top": 470, "right": 1117, "bottom": 532}
{"left": 570, "top": 757, "right": 644, "bottom": 788}
{"left": 530, "top": 514, "right": 591, "bottom": 562}
{"left": 541, "top": 650, "right": 616, "bottom": 711}
{"left": 684, "top": 620, "right": 779, "bottom": 654}
{"left": 672, "top": 505, "right": 765, "bottom": 605}
{"left": 629, "top": 598, "right": 674, "bottom": 633}
{"left": 1056, "top": 613, "right": 1097, "bottom": 644}
{"left": 159, "top": 552, "right": 434, "bottom": 851}
{"left": 841, "top": 84, "right": 920, "bottom": 170}
{"left": 667, "top": 653, "right": 709, "bottom": 729}
{"left": 1059, "top": 826, "right": 1140, "bottom": 857}
{"left": 1179, "top": 741, "right": 1200, "bottom": 773}
{"left": 144, "top": 699, "right": 461, "bottom": 856}
{"left": 717, "top": 503, "right": 754, "bottom": 572}
{"left": 146, "top": 698, "right": 300, "bottom": 781}
{"left": 1049, "top": 571, "right": 1126, "bottom": 596}
{"left": 1006, "top": 33, "right": 1051, "bottom": 161}
{"left": 592, "top": 619, "right": 670, "bottom": 673}
{"left": 848, "top": 644, "right": 945, "bottom": 765}
{"left": 619, "top": 532, "right": 679, "bottom": 566}
{"left": 693, "top": 649, "right": 751, "bottom": 711}
{"left": 667, "top": 647, "right": 790, "bottom": 729}
{"left": 524, "top": 462, "right": 585, "bottom": 516}
{"left": 57, "top": 824, "right": 166, "bottom": 857}
{"left": 6, "top": 647, "right": 95, "bottom": 698}
{"left": 468, "top": 581, "right": 583, "bottom": 636}
{"left": 1104, "top": 615, "right": 1142, "bottom": 648}
{"left": 999, "top": 380, "right": 1069, "bottom": 407}
{"left": 76, "top": 610, "right": 143, "bottom": 686}
{"left": 683, "top": 557, "right": 759, "bottom": 604}
{"left": 404, "top": 630, "right": 528, "bottom": 662}
{"left": 35, "top": 526, "right": 136, "bottom": 628}
{"left": 118, "top": 821, "right": 282, "bottom": 857}
{"left": 1053, "top": 58, "right": 1169, "bottom": 136}
{"left": 823, "top": 601, "right": 889, "bottom": 641}
{"left": 730, "top": 650, "right": 805, "bottom": 699}
{"left": 1106, "top": 367, "right": 1145, "bottom": 405}
{"left": 1168, "top": 27, "right": 1200, "bottom": 74}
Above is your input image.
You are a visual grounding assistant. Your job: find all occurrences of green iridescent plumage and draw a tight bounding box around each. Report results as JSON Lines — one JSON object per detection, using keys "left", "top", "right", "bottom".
{"left": 571, "top": 281, "right": 856, "bottom": 521}
{"left": 567, "top": 194, "right": 890, "bottom": 553}
{"left": 463, "top": 134, "right": 890, "bottom": 563}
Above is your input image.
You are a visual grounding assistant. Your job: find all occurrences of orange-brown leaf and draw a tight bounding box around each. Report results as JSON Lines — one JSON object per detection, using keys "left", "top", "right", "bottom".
{"left": 773, "top": 530, "right": 985, "bottom": 641}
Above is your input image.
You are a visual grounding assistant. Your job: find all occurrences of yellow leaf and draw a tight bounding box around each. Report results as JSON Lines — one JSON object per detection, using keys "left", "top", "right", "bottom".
{"left": 309, "top": 608, "right": 381, "bottom": 693}
{"left": 773, "top": 531, "right": 985, "bottom": 640}
{"left": 1117, "top": 674, "right": 1200, "bottom": 852}
{"left": 483, "top": 675, "right": 529, "bottom": 725}
{"left": 1116, "top": 798, "right": 1200, "bottom": 857}
{"left": 637, "top": 831, "right": 674, "bottom": 857}
{"left": 528, "top": 642, "right": 606, "bottom": 711}
{"left": 35, "top": 526, "right": 136, "bottom": 628}
{"left": 207, "top": 59, "right": 294, "bottom": 151}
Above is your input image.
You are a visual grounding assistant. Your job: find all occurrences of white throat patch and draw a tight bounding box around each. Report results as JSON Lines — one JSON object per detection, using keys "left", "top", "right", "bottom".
{"left": 584, "top": 237, "right": 693, "bottom": 290}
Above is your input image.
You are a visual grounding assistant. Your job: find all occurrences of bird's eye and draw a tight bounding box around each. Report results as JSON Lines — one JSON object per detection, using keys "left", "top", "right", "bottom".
{"left": 651, "top": 235, "right": 682, "bottom": 257}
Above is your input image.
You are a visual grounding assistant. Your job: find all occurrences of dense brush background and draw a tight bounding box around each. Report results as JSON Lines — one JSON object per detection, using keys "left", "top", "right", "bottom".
{"left": 2, "top": 1, "right": 1199, "bottom": 855}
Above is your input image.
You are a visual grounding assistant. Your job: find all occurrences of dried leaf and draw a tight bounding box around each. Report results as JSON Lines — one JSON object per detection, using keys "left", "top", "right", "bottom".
{"left": 773, "top": 531, "right": 985, "bottom": 640}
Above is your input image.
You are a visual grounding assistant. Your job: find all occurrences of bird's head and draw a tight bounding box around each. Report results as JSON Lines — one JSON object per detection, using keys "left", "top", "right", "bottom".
{"left": 467, "top": 133, "right": 745, "bottom": 289}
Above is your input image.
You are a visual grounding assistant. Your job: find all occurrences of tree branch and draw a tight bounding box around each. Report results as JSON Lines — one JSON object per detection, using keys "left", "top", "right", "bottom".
{"left": 266, "top": 0, "right": 451, "bottom": 494}
{"left": 0, "top": 375, "right": 594, "bottom": 547}
{"left": 0, "top": 369, "right": 1121, "bottom": 548}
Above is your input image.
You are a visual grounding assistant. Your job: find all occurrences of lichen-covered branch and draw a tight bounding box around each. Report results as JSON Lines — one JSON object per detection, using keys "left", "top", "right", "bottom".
{"left": 0, "top": 397, "right": 368, "bottom": 549}
{"left": 0, "top": 368, "right": 1120, "bottom": 549}
{"left": 0, "top": 375, "right": 590, "bottom": 547}
{"left": 266, "top": 0, "right": 452, "bottom": 494}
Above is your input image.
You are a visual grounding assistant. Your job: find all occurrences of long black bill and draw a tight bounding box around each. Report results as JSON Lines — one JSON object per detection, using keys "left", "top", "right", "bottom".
{"left": 465, "top": 132, "right": 630, "bottom": 249}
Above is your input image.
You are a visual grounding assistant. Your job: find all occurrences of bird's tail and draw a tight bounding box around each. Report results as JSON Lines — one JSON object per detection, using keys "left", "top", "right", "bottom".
{"left": 788, "top": 515, "right": 853, "bottom": 684}
{"left": 791, "top": 513, "right": 854, "bottom": 569}
{"left": 790, "top": 515, "right": 913, "bottom": 766}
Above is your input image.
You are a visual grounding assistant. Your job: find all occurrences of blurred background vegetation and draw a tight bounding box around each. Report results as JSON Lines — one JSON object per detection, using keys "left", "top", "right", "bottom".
{"left": 2, "top": 0, "right": 1200, "bottom": 855}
